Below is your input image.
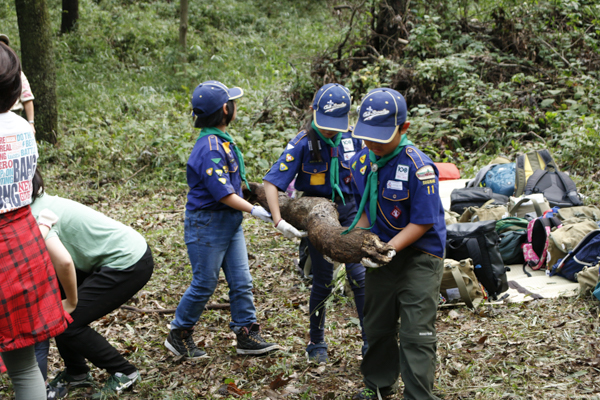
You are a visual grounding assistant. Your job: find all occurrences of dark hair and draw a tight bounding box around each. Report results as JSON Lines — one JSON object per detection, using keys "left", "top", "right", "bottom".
{"left": 31, "top": 168, "right": 45, "bottom": 204}
{"left": 194, "top": 100, "right": 235, "bottom": 128}
{"left": 301, "top": 115, "right": 323, "bottom": 163}
{"left": 0, "top": 42, "right": 21, "bottom": 113}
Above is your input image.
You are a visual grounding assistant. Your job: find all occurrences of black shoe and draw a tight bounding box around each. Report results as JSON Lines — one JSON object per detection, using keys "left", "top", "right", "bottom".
{"left": 164, "top": 328, "right": 209, "bottom": 359}
{"left": 352, "top": 387, "right": 393, "bottom": 400}
{"left": 235, "top": 323, "right": 281, "bottom": 355}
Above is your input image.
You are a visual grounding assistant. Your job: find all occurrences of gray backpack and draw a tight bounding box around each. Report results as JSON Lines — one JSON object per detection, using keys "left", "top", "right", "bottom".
{"left": 524, "top": 167, "right": 582, "bottom": 208}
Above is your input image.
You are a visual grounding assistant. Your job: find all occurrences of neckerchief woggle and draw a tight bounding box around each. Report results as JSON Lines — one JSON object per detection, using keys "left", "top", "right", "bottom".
{"left": 197, "top": 126, "right": 250, "bottom": 191}
{"left": 342, "top": 133, "right": 413, "bottom": 234}
{"left": 311, "top": 121, "right": 344, "bottom": 204}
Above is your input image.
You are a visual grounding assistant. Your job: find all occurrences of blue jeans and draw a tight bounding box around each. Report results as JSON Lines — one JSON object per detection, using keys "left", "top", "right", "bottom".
{"left": 172, "top": 209, "right": 256, "bottom": 330}
{"left": 308, "top": 196, "right": 366, "bottom": 344}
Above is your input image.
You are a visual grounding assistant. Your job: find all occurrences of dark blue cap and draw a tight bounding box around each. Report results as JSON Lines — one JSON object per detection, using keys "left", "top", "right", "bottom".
{"left": 191, "top": 80, "right": 243, "bottom": 117}
{"left": 312, "top": 83, "right": 351, "bottom": 132}
{"left": 353, "top": 88, "right": 407, "bottom": 143}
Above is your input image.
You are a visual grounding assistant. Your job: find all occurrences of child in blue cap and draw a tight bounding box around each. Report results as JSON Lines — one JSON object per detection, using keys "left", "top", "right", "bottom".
{"left": 165, "top": 81, "right": 280, "bottom": 358}
{"left": 346, "top": 88, "right": 446, "bottom": 400}
{"left": 263, "top": 83, "right": 367, "bottom": 363}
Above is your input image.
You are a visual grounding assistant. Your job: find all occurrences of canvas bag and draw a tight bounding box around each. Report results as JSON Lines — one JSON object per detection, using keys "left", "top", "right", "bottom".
{"left": 576, "top": 265, "right": 599, "bottom": 295}
{"left": 458, "top": 199, "right": 509, "bottom": 223}
{"left": 508, "top": 194, "right": 550, "bottom": 218}
{"left": 546, "top": 219, "right": 600, "bottom": 269}
{"left": 450, "top": 187, "right": 509, "bottom": 215}
{"left": 557, "top": 206, "right": 600, "bottom": 222}
{"left": 445, "top": 209, "right": 460, "bottom": 226}
{"left": 446, "top": 220, "right": 508, "bottom": 299}
{"left": 440, "top": 258, "right": 484, "bottom": 308}
{"left": 524, "top": 167, "right": 583, "bottom": 208}
{"left": 515, "top": 149, "right": 558, "bottom": 197}
{"left": 550, "top": 230, "right": 600, "bottom": 281}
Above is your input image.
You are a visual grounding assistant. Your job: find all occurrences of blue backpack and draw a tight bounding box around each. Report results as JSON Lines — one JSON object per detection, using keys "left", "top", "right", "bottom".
{"left": 482, "top": 163, "right": 516, "bottom": 197}
{"left": 550, "top": 230, "right": 600, "bottom": 282}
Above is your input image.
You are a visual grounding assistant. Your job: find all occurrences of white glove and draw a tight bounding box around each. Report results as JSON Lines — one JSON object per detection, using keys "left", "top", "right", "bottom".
{"left": 275, "top": 219, "right": 308, "bottom": 239}
{"left": 37, "top": 209, "right": 59, "bottom": 229}
{"left": 251, "top": 206, "right": 273, "bottom": 223}
{"left": 361, "top": 250, "right": 396, "bottom": 269}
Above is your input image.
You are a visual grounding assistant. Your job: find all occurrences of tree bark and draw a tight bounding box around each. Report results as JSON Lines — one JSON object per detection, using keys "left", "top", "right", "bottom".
{"left": 61, "top": 0, "right": 79, "bottom": 34}
{"left": 372, "top": 0, "right": 410, "bottom": 56}
{"left": 15, "top": 0, "right": 58, "bottom": 144}
{"left": 244, "top": 183, "right": 396, "bottom": 265}
{"left": 179, "top": 0, "right": 189, "bottom": 49}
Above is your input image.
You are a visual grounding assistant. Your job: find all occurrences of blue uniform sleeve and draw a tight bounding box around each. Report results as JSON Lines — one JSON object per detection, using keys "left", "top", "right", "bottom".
{"left": 203, "top": 148, "right": 237, "bottom": 202}
{"left": 263, "top": 134, "right": 306, "bottom": 191}
{"left": 405, "top": 147, "right": 441, "bottom": 225}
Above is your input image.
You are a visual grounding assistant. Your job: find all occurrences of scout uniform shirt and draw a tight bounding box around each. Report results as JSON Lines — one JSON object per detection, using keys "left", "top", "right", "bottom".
{"left": 263, "top": 128, "right": 361, "bottom": 197}
{"left": 349, "top": 145, "right": 446, "bottom": 258}
{"left": 187, "top": 134, "right": 243, "bottom": 211}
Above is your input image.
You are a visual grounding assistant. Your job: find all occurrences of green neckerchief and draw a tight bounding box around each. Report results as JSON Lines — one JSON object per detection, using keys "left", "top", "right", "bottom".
{"left": 342, "top": 134, "right": 413, "bottom": 234}
{"left": 197, "top": 126, "right": 250, "bottom": 191}
{"left": 311, "top": 121, "right": 344, "bottom": 204}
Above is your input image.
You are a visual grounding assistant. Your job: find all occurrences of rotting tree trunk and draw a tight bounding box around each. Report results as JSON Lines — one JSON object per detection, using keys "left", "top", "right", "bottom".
{"left": 244, "top": 183, "right": 395, "bottom": 265}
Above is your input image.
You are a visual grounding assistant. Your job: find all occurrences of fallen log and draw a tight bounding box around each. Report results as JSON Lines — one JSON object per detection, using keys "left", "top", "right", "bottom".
{"left": 243, "top": 182, "right": 395, "bottom": 265}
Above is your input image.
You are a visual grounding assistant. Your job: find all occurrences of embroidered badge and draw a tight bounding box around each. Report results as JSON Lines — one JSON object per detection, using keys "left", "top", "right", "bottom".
{"left": 360, "top": 154, "right": 366, "bottom": 164}
{"left": 223, "top": 165, "right": 229, "bottom": 173}
{"left": 211, "top": 158, "right": 222, "bottom": 164}
{"left": 341, "top": 138, "right": 354, "bottom": 152}
{"left": 352, "top": 161, "right": 357, "bottom": 170}
{"left": 206, "top": 168, "right": 213, "bottom": 176}
{"left": 285, "top": 154, "right": 294, "bottom": 162}
{"left": 280, "top": 163, "right": 288, "bottom": 171}
{"left": 422, "top": 179, "right": 435, "bottom": 185}
{"left": 323, "top": 100, "right": 348, "bottom": 113}
{"left": 344, "top": 175, "right": 352, "bottom": 184}
{"left": 395, "top": 164, "right": 409, "bottom": 181}
{"left": 386, "top": 180, "right": 403, "bottom": 190}
{"left": 287, "top": 143, "right": 294, "bottom": 150}
{"left": 362, "top": 106, "right": 390, "bottom": 121}
{"left": 391, "top": 206, "right": 401, "bottom": 219}
{"left": 416, "top": 165, "right": 436, "bottom": 181}
{"left": 215, "top": 169, "right": 223, "bottom": 177}
{"left": 218, "top": 178, "right": 227, "bottom": 185}
{"left": 360, "top": 165, "right": 367, "bottom": 175}
{"left": 344, "top": 151, "right": 355, "bottom": 161}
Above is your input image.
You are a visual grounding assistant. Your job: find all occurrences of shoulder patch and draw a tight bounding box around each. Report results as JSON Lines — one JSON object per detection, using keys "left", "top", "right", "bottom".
{"left": 280, "top": 163, "right": 289, "bottom": 171}
{"left": 416, "top": 165, "right": 436, "bottom": 181}
{"left": 206, "top": 168, "right": 214, "bottom": 176}
{"left": 360, "top": 154, "right": 366, "bottom": 164}
{"left": 211, "top": 158, "right": 222, "bottom": 164}
{"left": 218, "top": 178, "right": 227, "bottom": 185}
{"left": 352, "top": 161, "right": 357, "bottom": 170}
{"left": 285, "top": 154, "right": 294, "bottom": 162}
{"left": 360, "top": 165, "right": 367, "bottom": 175}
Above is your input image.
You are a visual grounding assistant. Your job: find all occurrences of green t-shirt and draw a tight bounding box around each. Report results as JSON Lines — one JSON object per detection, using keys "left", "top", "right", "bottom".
{"left": 31, "top": 193, "right": 147, "bottom": 273}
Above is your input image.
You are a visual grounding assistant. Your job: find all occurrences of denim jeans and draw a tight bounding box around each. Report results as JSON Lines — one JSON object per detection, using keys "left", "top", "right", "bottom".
{"left": 172, "top": 209, "right": 256, "bottom": 330}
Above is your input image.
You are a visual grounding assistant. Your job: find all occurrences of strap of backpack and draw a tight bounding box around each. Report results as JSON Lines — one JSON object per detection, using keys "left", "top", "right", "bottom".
{"left": 538, "top": 149, "right": 558, "bottom": 171}
{"left": 515, "top": 155, "right": 526, "bottom": 197}
{"left": 524, "top": 169, "right": 546, "bottom": 196}
{"left": 449, "top": 266, "right": 474, "bottom": 309}
{"left": 554, "top": 171, "right": 581, "bottom": 206}
{"left": 509, "top": 197, "right": 543, "bottom": 217}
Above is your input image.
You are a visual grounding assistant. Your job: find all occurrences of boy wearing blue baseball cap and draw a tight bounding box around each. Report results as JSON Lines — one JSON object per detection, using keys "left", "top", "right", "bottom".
{"left": 263, "top": 83, "right": 367, "bottom": 363}
{"left": 165, "top": 81, "right": 280, "bottom": 358}
{"left": 346, "top": 88, "right": 446, "bottom": 400}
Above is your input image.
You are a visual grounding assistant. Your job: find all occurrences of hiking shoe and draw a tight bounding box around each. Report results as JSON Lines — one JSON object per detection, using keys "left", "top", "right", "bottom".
{"left": 306, "top": 342, "right": 328, "bottom": 363}
{"left": 352, "top": 387, "right": 392, "bottom": 400}
{"left": 235, "top": 323, "right": 280, "bottom": 355}
{"left": 165, "top": 328, "right": 208, "bottom": 359}
{"left": 46, "top": 383, "right": 68, "bottom": 399}
{"left": 91, "top": 371, "right": 139, "bottom": 399}
{"left": 48, "top": 370, "right": 94, "bottom": 390}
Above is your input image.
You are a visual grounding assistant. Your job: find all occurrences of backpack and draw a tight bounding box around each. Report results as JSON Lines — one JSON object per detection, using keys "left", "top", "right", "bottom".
{"left": 446, "top": 220, "right": 509, "bottom": 299}
{"left": 524, "top": 167, "right": 582, "bottom": 208}
{"left": 450, "top": 187, "right": 509, "bottom": 215}
{"left": 521, "top": 216, "right": 562, "bottom": 271}
{"left": 496, "top": 217, "right": 529, "bottom": 265}
{"left": 515, "top": 149, "right": 558, "bottom": 197}
{"left": 550, "top": 230, "right": 600, "bottom": 282}
{"left": 546, "top": 219, "right": 600, "bottom": 269}
{"left": 440, "top": 258, "right": 485, "bottom": 308}
{"left": 556, "top": 206, "right": 600, "bottom": 222}
{"left": 481, "top": 163, "right": 516, "bottom": 197}
{"left": 466, "top": 157, "right": 511, "bottom": 189}
{"left": 458, "top": 200, "right": 509, "bottom": 223}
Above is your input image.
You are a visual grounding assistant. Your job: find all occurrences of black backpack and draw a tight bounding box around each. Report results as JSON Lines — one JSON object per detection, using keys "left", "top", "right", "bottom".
{"left": 450, "top": 187, "right": 509, "bottom": 215}
{"left": 446, "top": 220, "right": 509, "bottom": 299}
{"left": 524, "top": 167, "right": 582, "bottom": 208}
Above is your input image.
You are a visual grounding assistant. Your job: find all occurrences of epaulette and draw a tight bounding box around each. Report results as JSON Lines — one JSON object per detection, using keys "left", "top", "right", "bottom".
{"left": 405, "top": 146, "right": 427, "bottom": 169}
{"left": 207, "top": 135, "right": 221, "bottom": 152}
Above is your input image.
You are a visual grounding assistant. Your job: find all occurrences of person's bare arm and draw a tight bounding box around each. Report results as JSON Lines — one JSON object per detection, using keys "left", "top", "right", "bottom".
{"left": 45, "top": 237, "right": 78, "bottom": 314}
{"left": 22, "top": 100, "right": 35, "bottom": 134}
{"left": 219, "top": 193, "right": 253, "bottom": 213}
{"left": 263, "top": 181, "right": 282, "bottom": 224}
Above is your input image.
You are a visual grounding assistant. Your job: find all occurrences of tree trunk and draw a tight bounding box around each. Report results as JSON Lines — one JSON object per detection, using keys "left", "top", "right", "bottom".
{"left": 15, "top": 0, "right": 58, "bottom": 144}
{"left": 179, "top": 0, "right": 189, "bottom": 49}
{"left": 244, "top": 183, "right": 396, "bottom": 265}
{"left": 372, "top": 0, "right": 410, "bottom": 56}
{"left": 61, "top": 0, "right": 79, "bottom": 34}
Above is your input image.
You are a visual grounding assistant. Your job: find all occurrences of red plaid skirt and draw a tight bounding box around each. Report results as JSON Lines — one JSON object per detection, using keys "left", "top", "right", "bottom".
{"left": 0, "top": 206, "right": 70, "bottom": 353}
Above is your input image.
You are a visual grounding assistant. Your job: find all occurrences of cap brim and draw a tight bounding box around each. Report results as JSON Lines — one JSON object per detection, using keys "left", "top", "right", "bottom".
{"left": 228, "top": 87, "right": 243, "bottom": 100}
{"left": 313, "top": 110, "right": 349, "bottom": 132}
{"left": 352, "top": 121, "right": 399, "bottom": 143}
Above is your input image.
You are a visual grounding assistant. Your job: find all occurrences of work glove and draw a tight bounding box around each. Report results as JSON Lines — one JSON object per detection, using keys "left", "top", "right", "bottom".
{"left": 361, "top": 250, "right": 396, "bottom": 268}
{"left": 37, "top": 209, "right": 59, "bottom": 229}
{"left": 251, "top": 206, "right": 273, "bottom": 223}
{"left": 275, "top": 219, "right": 308, "bottom": 239}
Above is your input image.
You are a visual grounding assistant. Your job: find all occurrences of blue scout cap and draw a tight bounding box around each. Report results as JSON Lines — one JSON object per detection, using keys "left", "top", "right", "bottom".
{"left": 353, "top": 88, "right": 407, "bottom": 143}
{"left": 191, "top": 80, "right": 243, "bottom": 117}
{"left": 312, "top": 83, "right": 351, "bottom": 132}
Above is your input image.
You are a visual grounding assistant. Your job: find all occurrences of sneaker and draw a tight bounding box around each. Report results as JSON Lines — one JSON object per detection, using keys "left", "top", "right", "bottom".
{"left": 48, "top": 370, "right": 94, "bottom": 390}
{"left": 91, "top": 371, "right": 139, "bottom": 399}
{"left": 306, "top": 342, "right": 328, "bottom": 363}
{"left": 235, "top": 323, "right": 280, "bottom": 355}
{"left": 46, "top": 383, "right": 68, "bottom": 399}
{"left": 352, "top": 387, "right": 392, "bottom": 400}
{"left": 164, "top": 328, "right": 209, "bottom": 359}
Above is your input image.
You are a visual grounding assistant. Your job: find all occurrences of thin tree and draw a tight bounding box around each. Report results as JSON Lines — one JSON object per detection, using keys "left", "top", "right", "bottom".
{"left": 179, "top": 0, "right": 189, "bottom": 49}
{"left": 15, "top": 0, "right": 58, "bottom": 144}
{"left": 61, "top": 0, "right": 79, "bottom": 34}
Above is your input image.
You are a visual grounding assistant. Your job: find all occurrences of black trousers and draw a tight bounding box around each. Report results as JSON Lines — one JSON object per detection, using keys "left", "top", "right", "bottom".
{"left": 56, "top": 246, "right": 154, "bottom": 376}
